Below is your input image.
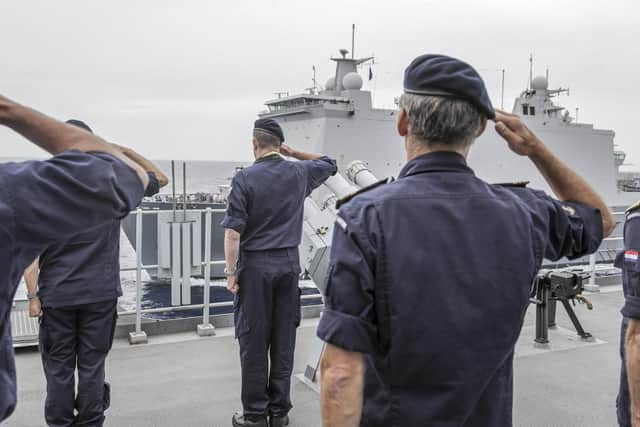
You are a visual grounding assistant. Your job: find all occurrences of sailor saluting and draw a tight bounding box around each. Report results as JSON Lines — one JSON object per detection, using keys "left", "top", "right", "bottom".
{"left": 221, "top": 118, "right": 336, "bottom": 427}
{"left": 316, "top": 54, "right": 615, "bottom": 427}
{"left": 0, "top": 94, "right": 150, "bottom": 423}
{"left": 616, "top": 200, "right": 640, "bottom": 427}
{"left": 21, "top": 119, "right": 168, "bottom": 427}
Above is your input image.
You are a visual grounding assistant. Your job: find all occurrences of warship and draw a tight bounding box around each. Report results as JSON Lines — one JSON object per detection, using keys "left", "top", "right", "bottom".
{"left": 121, "top": 49, "right": 639, "bottom": 281}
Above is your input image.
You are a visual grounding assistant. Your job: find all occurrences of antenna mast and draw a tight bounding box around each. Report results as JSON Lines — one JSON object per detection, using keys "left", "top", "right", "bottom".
{"left": 312, "top": 65, "right": 317, "bottom": 93}
{"left": 500, "top": 69, "right": 505, "bottom": 110}
{"left": 351, "top": 24, "right": 356, "bottom": 59}
{"left": 529, "top": 54, "right": 533, "bottom": 90}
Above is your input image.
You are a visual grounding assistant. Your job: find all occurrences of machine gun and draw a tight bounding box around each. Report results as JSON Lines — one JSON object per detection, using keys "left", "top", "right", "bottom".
{"left": 529, "top": 270, "right": 594, "bottom": 344}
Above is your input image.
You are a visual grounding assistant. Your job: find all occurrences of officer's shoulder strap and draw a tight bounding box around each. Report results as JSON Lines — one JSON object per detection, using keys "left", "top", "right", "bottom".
{"left": 493, "top": 181, "right": 530, "bottom": 188}
{"left": 336, "top": 177, "right": 393, "bottom": 210}
{"left": 627, "top": 200, "right": 640, "bottom": 215}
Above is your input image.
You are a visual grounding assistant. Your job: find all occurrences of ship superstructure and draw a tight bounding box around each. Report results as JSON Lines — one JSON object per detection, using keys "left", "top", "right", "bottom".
{"left": 260, "top": 51, "right": 638, "bottom": 207}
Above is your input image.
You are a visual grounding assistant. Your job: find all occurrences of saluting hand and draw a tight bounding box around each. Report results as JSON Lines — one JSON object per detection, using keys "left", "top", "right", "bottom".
{"left": 227, "top": 275, "right": 239, "bottom": 294}
{"left": 494, "top": 110, "right": 544, "bottom": 157}
{"left": 279, "top": 144, "right": 297, "bottom": 157}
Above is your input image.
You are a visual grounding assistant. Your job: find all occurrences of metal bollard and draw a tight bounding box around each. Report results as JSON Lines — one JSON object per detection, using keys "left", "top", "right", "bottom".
{"left": 584, "top": 252, "right": 600, "bottom": 292}
{"left": 197, "top": 208, "right": 216, "bottom": 336}
{"left": 129, "top": 209, "right": 149, "bottom": 344}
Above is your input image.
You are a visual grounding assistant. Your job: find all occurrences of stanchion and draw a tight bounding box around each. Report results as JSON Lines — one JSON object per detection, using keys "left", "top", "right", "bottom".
{"left": 197, "top": 208, "right": 216, "bottom": 336}
{"left": 129, "top": 209, "right": 148, "bottom": 344}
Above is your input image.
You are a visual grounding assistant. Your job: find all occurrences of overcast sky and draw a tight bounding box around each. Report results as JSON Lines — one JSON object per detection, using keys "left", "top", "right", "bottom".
{"left": 1, "top": 0, "right": 638, "bottom": 166}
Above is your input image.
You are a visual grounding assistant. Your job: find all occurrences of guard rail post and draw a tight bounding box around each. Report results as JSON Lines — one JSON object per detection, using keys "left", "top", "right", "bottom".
{"left": 583, "top": 252, "right": 600, "bottom": 293}
{"left": 197, "top": 208, "right": 216, "bottom": 336}
{"left": 129, "top": 209, "right": 149, "bottom": 344}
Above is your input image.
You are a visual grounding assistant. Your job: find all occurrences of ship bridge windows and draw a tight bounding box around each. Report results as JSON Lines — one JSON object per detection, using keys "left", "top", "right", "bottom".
{"left": 522, "top": 104, "right": 535, "bottom": 116}
{"left": 267, "top": 97, "right": 331, "bottom": 113}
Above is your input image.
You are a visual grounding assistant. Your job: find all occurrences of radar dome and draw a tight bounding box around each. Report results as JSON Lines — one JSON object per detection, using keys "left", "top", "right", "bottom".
{"left": 325, "top": 77, "right": 336, "bottom": 91}
{"left": 343, "top": 72, "right": 363, "bottom": 90}
{"left": 531, "top": 76, "right": 549, "bottom": 91}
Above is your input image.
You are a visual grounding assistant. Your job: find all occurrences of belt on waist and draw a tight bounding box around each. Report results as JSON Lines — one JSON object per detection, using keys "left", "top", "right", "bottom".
{"left": 240, "top": 247, "right": 298, "bottom": 258}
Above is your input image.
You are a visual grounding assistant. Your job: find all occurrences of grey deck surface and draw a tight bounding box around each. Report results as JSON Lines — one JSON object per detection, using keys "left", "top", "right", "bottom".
{"left": 7, "top": 289, "right": 626, "bottom": 427}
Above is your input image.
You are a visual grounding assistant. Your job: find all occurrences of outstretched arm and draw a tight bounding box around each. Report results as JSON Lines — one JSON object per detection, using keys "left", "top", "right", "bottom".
{"left": 320, "top": 344, "right": 364, "bottom": 427}
{"left": 23, "top": 258, "right": 41, "bottom": 318}
{"left": 0, "top": 94, "right": 149, "bottom": 188}
{"left": 627, "top": 319, "right": 640, "bottom": 427}
{"left": 494, "top": 110, "right": 615, "bottom": 237}
{"left": 224, "top": 228, "right": 240, "bottom": 294}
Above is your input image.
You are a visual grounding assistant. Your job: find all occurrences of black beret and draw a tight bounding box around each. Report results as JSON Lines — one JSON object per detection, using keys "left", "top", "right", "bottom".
{"left": 404, "top": 54, "right": 495, "bottom": 119}
{"left": 66, "top": 119, "right": 93, "bottom": 133}
{"left": 254, "top": 118, "right": 284, "bottom": 143}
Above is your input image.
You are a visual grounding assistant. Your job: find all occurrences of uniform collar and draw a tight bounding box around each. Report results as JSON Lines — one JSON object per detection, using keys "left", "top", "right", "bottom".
{"left": 254, "top": 152, "right": 282, "bottom": 164}
{"left": 398, "top": 151, "right": 474, "bottom": 179}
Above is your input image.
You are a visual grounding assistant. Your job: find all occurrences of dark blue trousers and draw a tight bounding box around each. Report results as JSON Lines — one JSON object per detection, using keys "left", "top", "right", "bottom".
{"left": 39, "top": 299, "right": 117, "bottom": 427}
{"left": 619, "top": 317, "right": 632, "bottom": 427}
{"left": 235, "top": 248, "right": 301, "bottom": 417}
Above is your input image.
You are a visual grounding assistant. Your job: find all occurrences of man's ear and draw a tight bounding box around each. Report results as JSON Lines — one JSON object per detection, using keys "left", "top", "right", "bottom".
{"left": 252, "top": 138, "right": 258, "bottom": 150}
{"left": 397, "top": 108, "right": 409, "bottom": 137}
{"left": 477, "top": 117, "right": 488, "bottom": 137}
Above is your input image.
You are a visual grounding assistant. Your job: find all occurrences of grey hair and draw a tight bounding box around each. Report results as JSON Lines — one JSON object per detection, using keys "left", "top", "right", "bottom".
{"left": 253, "top": 129, "right": 281, "bottom": 149}
{"left": 398, "top": 93, "right": 483, "bottom": 147}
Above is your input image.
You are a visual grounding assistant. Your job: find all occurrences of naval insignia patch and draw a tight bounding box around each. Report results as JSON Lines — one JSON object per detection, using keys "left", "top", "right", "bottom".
{"left": 625, "top": 250, "right": 639, "bottom": 263}
{"left": 335, "top": 215, "right": 348, "bottom": 232}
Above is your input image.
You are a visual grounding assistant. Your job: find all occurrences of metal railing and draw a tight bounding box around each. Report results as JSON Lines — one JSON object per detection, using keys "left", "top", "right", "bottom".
{"left": 121, "top": 209, "right": 630, "bottom": 342}
{"left": 122, "top": 208, "right": 323, "bottom": 344}
{"left": 583, "top": 236, "right": 624, "bottom": 292}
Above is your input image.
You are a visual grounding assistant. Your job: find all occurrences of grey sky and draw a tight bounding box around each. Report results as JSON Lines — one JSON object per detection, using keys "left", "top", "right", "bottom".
{"left": 1, "top": 0, "right": 638, "bottom": 166}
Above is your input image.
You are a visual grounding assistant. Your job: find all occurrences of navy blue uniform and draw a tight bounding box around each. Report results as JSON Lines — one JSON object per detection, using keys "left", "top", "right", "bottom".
{"left": 0, "top": 150, "right": 144, "bottom": 422}
{"left": 616, "top": 202, "right": 640, "bottom": 427}
{"left": 221, "top": 154, "right": 336, "bottom": 417}
{"left": 36, "top": 172, "right": 158, "bottom": 426}
{"left": 317, "top": 152, "right": 602, "bottom": 426}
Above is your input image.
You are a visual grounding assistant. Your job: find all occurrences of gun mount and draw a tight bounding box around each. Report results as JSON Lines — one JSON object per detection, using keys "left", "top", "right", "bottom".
{"left": 300, "top": 163, "right": 380, "bottom": 385}
{"left": 530, "top": 270, "right": 594, "bottom": 345}
{"left": 300, "top": 165, "right": 371, "bottom": 293}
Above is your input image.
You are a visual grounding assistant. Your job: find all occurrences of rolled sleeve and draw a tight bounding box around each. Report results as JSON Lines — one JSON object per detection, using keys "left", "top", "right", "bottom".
{"left": 220, "top": 173, "right": 249, "bottom": 234}
{"left": 317, "top": 308, "right": 378, "bottom": 354}
{"left": 622, "top": 296, "right": 640, "bottom": 319}
{"left": 144, "top": 172, "right": 161, "bottom": 197}
{"left": 529, "top": 193, "right": 603, "bottom": 261}
{"left": 9, "top": 150, "right": 144, "bottom": 247}
{"left": 305, "top": 156, "right": 337, "bottom": 193}
{"left": 316, "top": 202, "right": 380, "bottom": 354}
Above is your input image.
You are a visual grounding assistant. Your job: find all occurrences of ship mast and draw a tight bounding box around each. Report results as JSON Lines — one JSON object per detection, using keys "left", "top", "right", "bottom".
{"left": 529, "top": 54, "right": 533, "bottom": 90}
{"left": 351, "top": 24, "right": 355, "bottom": 59}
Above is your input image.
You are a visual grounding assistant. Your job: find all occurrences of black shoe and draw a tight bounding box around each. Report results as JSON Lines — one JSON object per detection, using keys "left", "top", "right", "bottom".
{"left": 269, "top": 414, "right": 290, "bottom": 427}
{"left": 232, "top": 412, "right": 268, "bottom": 427}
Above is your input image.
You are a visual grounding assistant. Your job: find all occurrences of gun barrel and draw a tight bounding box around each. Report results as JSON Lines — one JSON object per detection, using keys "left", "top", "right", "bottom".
{"left": 324, "top": 173, "right": 358, "bottom": 199}
{"left": 346, "top": 160, "right": 380, "bottom": 188}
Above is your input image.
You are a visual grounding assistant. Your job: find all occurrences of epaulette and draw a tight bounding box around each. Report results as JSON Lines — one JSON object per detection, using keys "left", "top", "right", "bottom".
{"left": 627, "top": 200, "right": 640, "bottom": 214}
{"left": 335, "top": 177, "right": 393, "bottom": 210}
{"left": 494, "top": 181, "right": 530, "bottom": 188}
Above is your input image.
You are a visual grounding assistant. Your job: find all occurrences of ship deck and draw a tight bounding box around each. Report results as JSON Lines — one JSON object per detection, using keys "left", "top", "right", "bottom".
{"left": 8, "top": 286, "right": 627, "bottom": 427}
